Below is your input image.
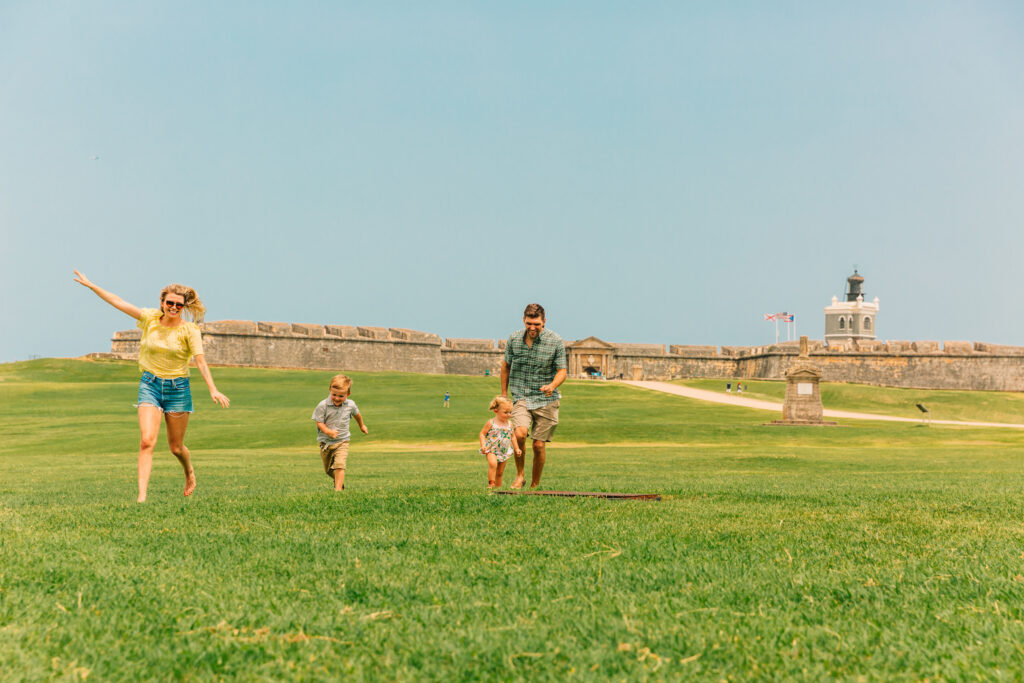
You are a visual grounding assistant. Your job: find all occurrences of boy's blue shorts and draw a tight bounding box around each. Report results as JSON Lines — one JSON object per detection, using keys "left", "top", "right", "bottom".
{"left": 136, "top": 371, "right": 194, "bottom": 413}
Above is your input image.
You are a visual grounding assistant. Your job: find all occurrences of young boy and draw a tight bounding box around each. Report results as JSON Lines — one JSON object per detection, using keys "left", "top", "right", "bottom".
{"left": 312, "top": 374, "right": 368, "bottom": 491}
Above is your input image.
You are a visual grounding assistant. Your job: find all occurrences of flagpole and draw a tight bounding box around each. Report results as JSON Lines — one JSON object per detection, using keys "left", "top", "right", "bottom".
{"left": 765, "top": 313, "right": 776, "bottom": 344}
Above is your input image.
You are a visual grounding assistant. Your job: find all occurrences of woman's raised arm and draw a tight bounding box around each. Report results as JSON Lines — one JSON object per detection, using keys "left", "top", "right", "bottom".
{"left": 73, "top": 270, "right": 143, "bottom": 320}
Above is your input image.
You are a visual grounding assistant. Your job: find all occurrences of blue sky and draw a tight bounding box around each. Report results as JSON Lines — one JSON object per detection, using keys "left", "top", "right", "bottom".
{"left": 2, "top": 1, "right": 1022, "bottom": 362}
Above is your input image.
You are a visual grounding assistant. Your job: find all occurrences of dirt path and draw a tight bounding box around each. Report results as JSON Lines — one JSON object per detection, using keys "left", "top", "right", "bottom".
{"left": 619, "top": 380, "right": 1024, "bottom": 429}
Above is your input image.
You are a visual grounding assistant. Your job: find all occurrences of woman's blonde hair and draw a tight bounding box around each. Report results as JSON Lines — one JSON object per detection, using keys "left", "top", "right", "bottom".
{"left": 160, "top": 284, "right": 206, "bottom": 323}
{"left": 489, "top": 395, "right": 513, "bottom": 412}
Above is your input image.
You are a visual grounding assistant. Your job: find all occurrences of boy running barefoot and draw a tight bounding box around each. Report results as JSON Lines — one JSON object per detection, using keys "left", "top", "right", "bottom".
{"left": 312, "top": 374, "right": 368, "bottom": 491}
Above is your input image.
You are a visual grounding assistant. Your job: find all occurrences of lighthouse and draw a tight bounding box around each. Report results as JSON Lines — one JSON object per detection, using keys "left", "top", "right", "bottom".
{"left": 824, "top": 270, "right": 879, "bottom": 345}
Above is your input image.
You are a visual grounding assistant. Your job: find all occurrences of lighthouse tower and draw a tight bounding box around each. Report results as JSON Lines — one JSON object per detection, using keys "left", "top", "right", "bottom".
{"left": 824, "top": 270, "right": 879, "bottom": 345}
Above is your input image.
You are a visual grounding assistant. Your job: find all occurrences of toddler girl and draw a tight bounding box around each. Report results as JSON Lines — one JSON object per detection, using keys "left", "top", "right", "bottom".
{"left": 478, "top": 396, "right": 521, "bottom": 488}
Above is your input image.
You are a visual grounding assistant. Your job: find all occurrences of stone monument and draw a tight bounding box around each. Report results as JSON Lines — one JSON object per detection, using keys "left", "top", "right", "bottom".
{"left": 770, "top": 336, "right": 836, "bottom": 426}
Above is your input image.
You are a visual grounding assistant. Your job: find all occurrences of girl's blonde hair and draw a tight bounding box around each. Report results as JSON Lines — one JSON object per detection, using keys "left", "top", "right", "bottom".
{"left": 160, "top": 284, "right": 206, "bottom": 323}
{"left": 489, "top": 395, "right": 513, "bottom": 412}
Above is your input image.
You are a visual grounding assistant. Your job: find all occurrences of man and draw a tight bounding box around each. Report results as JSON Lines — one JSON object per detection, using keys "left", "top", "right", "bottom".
{"left": 500, "top": 303, "right": 567, "bottom": 489}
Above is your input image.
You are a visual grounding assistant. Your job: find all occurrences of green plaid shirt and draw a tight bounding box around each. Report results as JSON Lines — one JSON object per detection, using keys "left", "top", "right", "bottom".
{"left": 504, "top": 328, "right": 567, "bottom": 409}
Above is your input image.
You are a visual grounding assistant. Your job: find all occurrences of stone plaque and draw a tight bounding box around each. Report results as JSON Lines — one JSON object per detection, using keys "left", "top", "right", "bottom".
{"left": 797, "top": 382, "right": 813, "bottom": 396}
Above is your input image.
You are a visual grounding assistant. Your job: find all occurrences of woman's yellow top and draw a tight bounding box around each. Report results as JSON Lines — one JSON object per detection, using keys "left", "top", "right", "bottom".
{"left": 136, "top": 308, "right": 204, "bottom": 378}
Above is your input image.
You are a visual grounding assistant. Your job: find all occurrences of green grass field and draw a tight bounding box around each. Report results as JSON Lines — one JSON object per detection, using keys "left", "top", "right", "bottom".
{"left": 2, "top": 359, "right": 1024, "bottom": 680}
{"left": 678, "top": 377, "right": 1024, "bottom": 424}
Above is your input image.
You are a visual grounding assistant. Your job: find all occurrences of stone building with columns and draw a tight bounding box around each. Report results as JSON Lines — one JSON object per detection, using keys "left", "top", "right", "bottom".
{"left": 565, "top": 337, "right": 616, "bottom": 378}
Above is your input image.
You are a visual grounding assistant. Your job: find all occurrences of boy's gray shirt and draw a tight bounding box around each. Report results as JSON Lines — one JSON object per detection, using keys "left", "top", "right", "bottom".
{"left": 312, "top": 397, "right": 360, "bottom": 444}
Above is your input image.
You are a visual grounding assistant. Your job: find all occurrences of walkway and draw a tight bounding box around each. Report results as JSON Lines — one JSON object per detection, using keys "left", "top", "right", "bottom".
{"left": 619, "top": 380, "right": 1024, "bottom": 429}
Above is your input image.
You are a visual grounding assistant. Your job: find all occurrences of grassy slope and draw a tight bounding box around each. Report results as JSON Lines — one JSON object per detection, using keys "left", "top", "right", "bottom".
{"left": 2, "top": 360, "right": 1024, "bottom": 680}
{"left": 678, "top": 377, "right": 1024, "bottom": 424}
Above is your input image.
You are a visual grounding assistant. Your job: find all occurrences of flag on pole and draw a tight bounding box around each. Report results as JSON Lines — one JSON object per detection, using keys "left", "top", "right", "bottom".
{"left": 763, "top": 313, "right": 776, "bottom": 321}
{"left": 780, "top": 313, "right": 794, "bottom": 322}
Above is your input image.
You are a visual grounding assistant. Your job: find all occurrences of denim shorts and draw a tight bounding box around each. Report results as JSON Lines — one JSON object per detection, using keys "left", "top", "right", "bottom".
{"left": 137, "top": 371, "right": 194, "bottom": 413}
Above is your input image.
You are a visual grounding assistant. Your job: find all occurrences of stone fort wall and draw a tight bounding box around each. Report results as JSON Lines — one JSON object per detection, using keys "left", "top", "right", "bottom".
{"left": 105, "top": 321, "right": 506, "bottom": 377}
{"left": 99, "top": 321, "right": 1024, "bottom": 391}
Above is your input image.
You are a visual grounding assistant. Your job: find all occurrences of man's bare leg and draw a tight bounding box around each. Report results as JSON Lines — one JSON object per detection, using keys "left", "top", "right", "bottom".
{"left": 165, "top": 412, "right": 196, "bottom": 497}
{"left": 136, "top": 405, "right": 163, "bottom": 502}
{"left": 530, "top": 439, "right": 547, "bottom": 488}
{"left": 333, "top": 468, "right": 345, "bottom": 491}
{"left": 511, "top": 427, "right": 529, "bottom": 489}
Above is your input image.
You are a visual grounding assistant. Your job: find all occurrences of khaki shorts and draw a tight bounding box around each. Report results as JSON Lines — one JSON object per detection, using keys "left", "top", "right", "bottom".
{"left": 511, "top": 400, "right": 559, "bottom": 442}
{"left": 319, "top": 441, "right": 349, "bottom": 476}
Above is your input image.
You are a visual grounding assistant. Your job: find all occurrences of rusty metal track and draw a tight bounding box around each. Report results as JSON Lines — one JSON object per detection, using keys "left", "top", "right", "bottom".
{"left": 494, "top": 490, "right": 661, "bottom": 501}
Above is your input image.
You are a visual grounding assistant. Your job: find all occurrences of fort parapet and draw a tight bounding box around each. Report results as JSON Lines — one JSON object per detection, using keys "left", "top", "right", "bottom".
{"left": 108, "top": 322, "right": 503, "bottom": 376}
{"left": 100, "top": 322, "right": 1024, "bottom": 391}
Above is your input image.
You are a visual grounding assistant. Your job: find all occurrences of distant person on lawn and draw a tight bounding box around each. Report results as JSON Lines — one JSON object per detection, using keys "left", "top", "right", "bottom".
{"left": 73, "top": 270, "right": 230, "bottom": 502}
{"left": 312, "top": 374, "right": 368, "bottom": 491}
{"left": 500, "top": 303, "right": 567, "bottom": 489}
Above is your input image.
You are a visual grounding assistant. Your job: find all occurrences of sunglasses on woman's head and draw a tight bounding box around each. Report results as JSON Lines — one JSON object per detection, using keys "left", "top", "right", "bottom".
{"left": 164, "top": 301, "right": 185, "bottom": 309}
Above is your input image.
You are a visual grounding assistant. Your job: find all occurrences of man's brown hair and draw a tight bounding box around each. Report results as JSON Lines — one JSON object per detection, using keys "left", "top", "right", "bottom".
{"left": 523, "top": 303, "right": 545, "bottom": 320}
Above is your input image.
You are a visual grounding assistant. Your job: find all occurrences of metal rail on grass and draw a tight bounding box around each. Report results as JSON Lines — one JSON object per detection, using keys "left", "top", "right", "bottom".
{"left": 494, "top": 490, "right": 661, "bottom": 501}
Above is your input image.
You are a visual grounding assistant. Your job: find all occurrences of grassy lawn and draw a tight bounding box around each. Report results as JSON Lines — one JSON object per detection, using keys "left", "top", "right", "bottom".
{"left": 2, "top": 359, "right": 1024, "bottom": 680}
{"left": 677, "top": 378, "right": 1024, "bottom": 424}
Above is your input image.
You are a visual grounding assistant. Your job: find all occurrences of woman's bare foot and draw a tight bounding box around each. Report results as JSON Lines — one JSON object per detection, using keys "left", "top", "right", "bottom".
{"left": 137, "top": 494, "right": 147, "bottom": 503}
{"left": 510, "top": 477, "right": 524, "bottom": 489}
{"left": 184, "top": 468, "right": 196, "bottom": 497}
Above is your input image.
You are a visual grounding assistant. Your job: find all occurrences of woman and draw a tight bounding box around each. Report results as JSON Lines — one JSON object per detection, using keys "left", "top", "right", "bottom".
{"left": 74, "top": 270, "right": 230, "bottom": 502}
